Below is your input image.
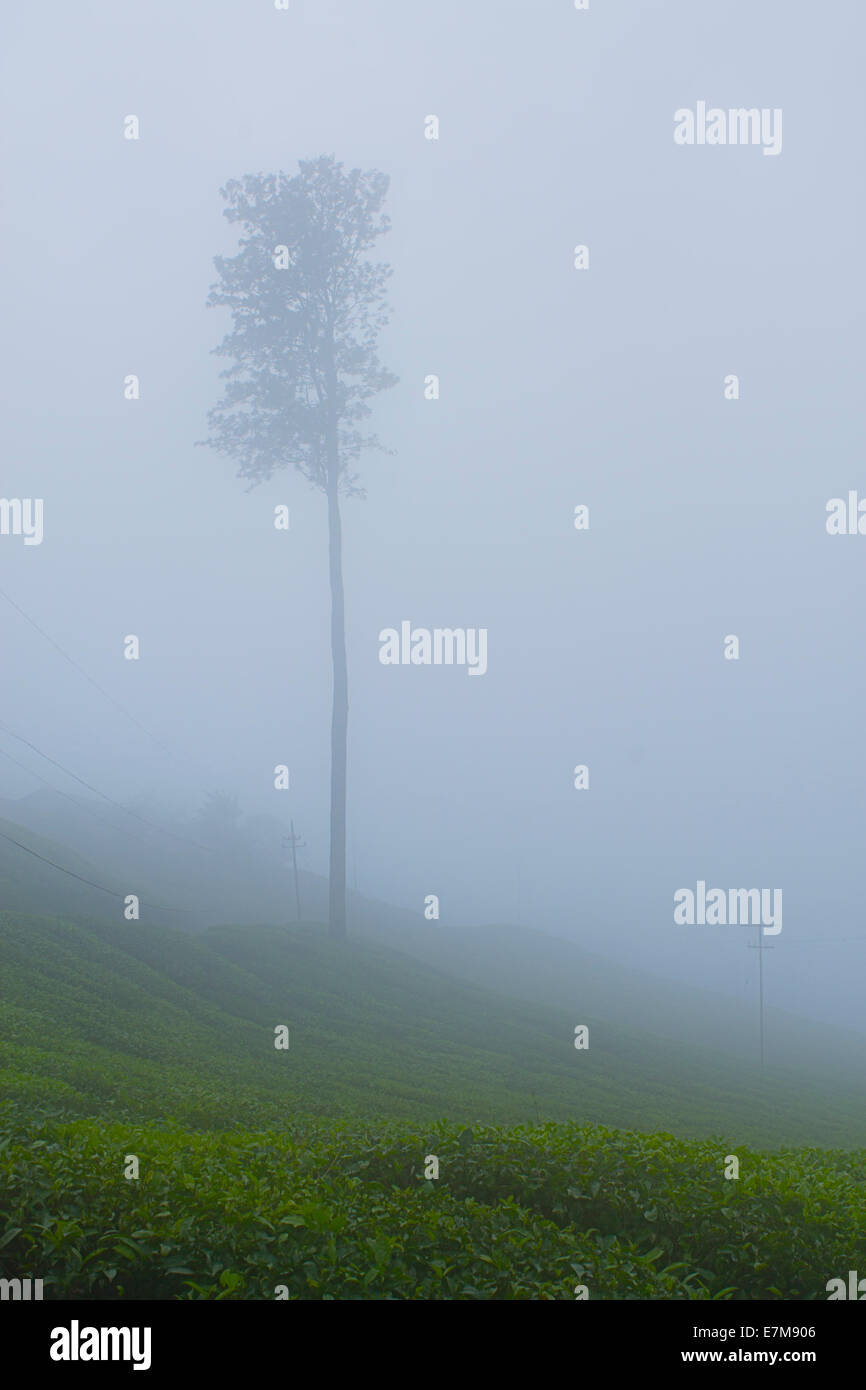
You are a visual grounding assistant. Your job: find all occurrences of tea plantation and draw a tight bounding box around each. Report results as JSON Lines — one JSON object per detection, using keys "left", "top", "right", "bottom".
{"left": 1, "top": 911, "right": 864, "bottom": 1299}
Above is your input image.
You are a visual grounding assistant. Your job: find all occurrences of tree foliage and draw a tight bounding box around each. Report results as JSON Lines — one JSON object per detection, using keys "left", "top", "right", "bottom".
{"left": 201, "top": 155, "right": 397, "bottom": 494}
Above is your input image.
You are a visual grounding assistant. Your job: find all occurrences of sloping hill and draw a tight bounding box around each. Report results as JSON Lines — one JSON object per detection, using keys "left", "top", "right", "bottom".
{"left": 357, "top": 915, "right": 866, "bottom": 1087}
{"left": 2, "top": 791, "right": 864, "bottom": 1091}
{"left": 1, "top": 910, "right": 864, "bottom": 1148}
{"left": 0, "top": 811, "right": 210, "bottom": 930}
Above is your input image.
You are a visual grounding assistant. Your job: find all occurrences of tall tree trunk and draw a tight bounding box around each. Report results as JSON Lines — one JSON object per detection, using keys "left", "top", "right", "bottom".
{"left": 326, "top": 411, "right": 348, "bottom": 941}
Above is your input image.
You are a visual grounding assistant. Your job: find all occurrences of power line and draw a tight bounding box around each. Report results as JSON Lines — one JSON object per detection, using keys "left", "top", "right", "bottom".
{"left": 0, "top": 742, "right": 150, "bottom": 847}
{"left": 742, "top": 931, "right": 866, "bottom": 1069}
{"left": 746, "top": 925, "right": 774, "bottom": 1071}
{"left": 0, "top": 717, "right": 212, "bottom": 855}
{"left": 0, "top": 585, "right": 288, "bottom": 919}
{"left": 0, "top": 581, "right": 207, "bottom": 778}
{"left": 0, "top": 827, "right": 200, "bottom": 914}
{"left": 283, "top": 820, "right": 306, "bottom": 921}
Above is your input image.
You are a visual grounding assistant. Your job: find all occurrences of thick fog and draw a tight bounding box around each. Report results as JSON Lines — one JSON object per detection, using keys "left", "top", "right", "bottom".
{"left": 2, "top": 1, "right": 864, "bottom": 1038}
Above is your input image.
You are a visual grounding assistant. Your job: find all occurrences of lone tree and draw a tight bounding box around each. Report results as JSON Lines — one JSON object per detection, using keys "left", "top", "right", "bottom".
{"left": 201, "top": 156, "right": 396, "bottom": 940}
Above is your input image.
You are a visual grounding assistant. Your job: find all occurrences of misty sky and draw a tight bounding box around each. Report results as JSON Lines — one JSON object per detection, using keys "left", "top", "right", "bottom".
{"left": 2, "top": 1, "right": 865, "bottom": 1035}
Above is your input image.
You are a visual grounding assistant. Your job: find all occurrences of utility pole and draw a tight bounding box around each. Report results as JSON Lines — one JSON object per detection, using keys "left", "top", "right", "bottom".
{"left": 746, "top": 923, "right": 773, "bottom": 1071}
{"left": 282, "top": 821, "right": 306, "bottom": 922}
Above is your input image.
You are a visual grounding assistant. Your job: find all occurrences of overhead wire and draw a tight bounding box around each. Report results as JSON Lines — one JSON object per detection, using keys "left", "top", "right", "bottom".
{"left": 0, "top": 827, "right": 200, "bottom": 914}
{"left": 0, "top": 716, "right": 213, "bottom": 854}
{"left": 0, "top": 582, "right": 204, "bottom": 775}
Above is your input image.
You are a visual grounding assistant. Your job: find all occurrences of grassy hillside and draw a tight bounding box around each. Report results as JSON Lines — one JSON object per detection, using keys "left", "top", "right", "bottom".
{"left": 357, "top": 914, "right": 866, "bottom": 1085}
{"left": 1, "top": 910, "right": 865, "bottom": 1147}
{"left": 3, "top": 791, "right": 864, "bottom": 1090}
{"left": 3, "top": 909, "right": 866, "bottom": 1301}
